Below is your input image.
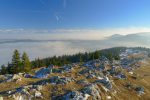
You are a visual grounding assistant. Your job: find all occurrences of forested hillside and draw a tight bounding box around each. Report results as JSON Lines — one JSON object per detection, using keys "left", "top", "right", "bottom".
{"left": 1, "top": 47, "right": 150, "bottom": 75}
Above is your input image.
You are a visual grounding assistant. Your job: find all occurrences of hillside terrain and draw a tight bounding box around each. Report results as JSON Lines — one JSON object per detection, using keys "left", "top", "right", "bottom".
{"left": 0, "top": 47, "right": 150, "bottom": 100}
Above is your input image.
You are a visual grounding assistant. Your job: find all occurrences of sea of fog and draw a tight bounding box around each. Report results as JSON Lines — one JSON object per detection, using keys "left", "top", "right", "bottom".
{"left": 0, "top": 40, "right": 110, "bottom": 65}
{"left": 0, "top": 30, "right": 149, "bottom": 65}
{"left": 0, "top": 39, "right": 147, "bottom": 65}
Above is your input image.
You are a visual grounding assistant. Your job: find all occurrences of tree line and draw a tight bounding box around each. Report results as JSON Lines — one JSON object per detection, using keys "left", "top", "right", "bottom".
{"left": 0, "top": 47, "right": 125, "bottom": 74}
{"left": 31, "top": 47, "right": 124, "bottom": 68}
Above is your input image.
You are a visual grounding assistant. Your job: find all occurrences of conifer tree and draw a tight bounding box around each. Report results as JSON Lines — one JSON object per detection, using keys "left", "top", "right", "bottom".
{"left": 79, "top": 53, "right": 83, "bottom": 62}
{"left": 0, "top": 64, "right": 8, "bottom": 74}
{"left": 11, "top": 49, "right": 22, "bottom": 73}
{"left": 22, "top": 52, "right": 31, "bottom": 72}
{"left": 94, "top": 51, "right": 99, "bottom": 59}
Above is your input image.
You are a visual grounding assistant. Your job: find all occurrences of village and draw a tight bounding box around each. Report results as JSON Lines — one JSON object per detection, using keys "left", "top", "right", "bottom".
{"left": 0, "top": 48, "right": 150, "bottom": 100}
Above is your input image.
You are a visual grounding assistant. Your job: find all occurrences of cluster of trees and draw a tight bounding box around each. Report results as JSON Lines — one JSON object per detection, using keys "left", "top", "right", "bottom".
{"left": 0, "top": 47, "right": 125, "bottom": 74}
{"left": 31, "top": 47, "right": 124, "bottom": 68}
{"left": 0, "top": 49, "right": 31, "bottom": 74}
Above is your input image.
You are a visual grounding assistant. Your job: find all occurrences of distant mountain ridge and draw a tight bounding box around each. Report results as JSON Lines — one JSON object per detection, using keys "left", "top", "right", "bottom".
{"left": 108, "top": 34, "right": 123, "bottom": 39}
{"left": 108, "top": 32, "right": 150, "bottom": 43}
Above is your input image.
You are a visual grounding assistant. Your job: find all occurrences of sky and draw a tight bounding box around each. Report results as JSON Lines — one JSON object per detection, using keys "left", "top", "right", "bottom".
{"left": 0, "top": 0, "right": 150, "bottom": 30}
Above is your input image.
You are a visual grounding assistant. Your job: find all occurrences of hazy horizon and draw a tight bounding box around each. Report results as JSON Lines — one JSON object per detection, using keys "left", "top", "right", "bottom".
{"left": 0, "top": 31, "right": 150, "bottom": 65}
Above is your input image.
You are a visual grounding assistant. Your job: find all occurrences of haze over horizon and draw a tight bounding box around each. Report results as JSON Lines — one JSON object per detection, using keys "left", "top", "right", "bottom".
{"left": 0, "top": 0, "right": 150, "bottom": 64}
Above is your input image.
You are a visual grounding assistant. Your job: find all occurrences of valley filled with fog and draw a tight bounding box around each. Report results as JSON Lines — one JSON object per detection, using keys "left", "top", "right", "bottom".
{"left": 0, "top": 31, "right": 150, "bottom": 65}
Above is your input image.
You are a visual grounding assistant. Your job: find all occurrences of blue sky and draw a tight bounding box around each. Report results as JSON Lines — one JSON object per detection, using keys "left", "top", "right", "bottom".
{"left": 0, "top": 0, "right": 150, "bottom": 29}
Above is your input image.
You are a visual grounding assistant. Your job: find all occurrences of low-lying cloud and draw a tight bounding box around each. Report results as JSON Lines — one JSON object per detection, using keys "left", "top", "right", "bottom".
{"left": 1, "top": 27, "right": 150, "bottom": 40}
{"left": 0, "top": 27, "right": 150, "bottom": 65}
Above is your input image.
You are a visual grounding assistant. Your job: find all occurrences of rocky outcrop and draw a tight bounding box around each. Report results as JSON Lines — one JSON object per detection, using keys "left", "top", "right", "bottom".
{"left": 81, "top": 84, "right": 101, "bottom": 100}
{"left": 95, "top": 76, "right": 112, "bottom": 90}
{"left": 53, "top": 91, "right": 90, "bottom": 100}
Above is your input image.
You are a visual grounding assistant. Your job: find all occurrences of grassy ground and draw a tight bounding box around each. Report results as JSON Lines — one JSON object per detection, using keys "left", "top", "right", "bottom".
{"left": 0, "top": 60, "right": 150, "bottom": 100}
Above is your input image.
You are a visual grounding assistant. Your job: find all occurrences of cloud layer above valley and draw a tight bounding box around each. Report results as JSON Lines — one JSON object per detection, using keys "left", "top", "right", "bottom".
{"left": 0, "top": 27, "right": 150, "bottom": 65}
{"left": 1, "top": 27, "right": 150, "bottom": 40}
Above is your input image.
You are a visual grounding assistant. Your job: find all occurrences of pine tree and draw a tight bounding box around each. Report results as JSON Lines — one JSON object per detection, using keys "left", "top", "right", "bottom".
{"left": 94, "top": 51, "right": 99, "bottom": 59}
{"left": 11, "top": 49, "right": 22, "bottom": 73}
{"left": 107, "top": 52, "right": 113, "bottom": 61}
{"left": 22, "top": 52, "right": 31, "bottom": 72}
{"left": 79, "top": 53, "right": 83, "bottom": 62}
{"left": 0, "top": 65, "right": 8, "bottom": 74}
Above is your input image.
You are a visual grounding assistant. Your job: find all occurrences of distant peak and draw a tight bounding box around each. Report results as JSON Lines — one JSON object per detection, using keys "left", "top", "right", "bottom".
{"left": 109, "top": 34, "right": 123, "bottom": 39}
